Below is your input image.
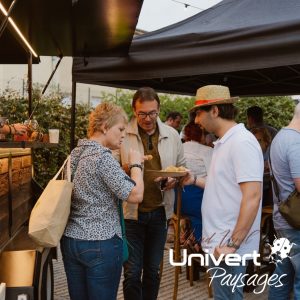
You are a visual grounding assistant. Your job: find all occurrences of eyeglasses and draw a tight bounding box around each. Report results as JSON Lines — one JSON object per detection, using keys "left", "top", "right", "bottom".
{"left": 137, "top": 111, "right": 159, "bottom": 119}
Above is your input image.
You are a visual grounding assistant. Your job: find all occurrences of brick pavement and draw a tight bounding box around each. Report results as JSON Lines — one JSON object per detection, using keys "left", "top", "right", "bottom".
{"left": 53, "top": 246, "right": 269, "bottom": 300}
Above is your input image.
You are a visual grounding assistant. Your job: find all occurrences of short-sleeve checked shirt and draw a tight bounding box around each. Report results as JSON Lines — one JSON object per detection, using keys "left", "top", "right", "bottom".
{"left": 64, "top": 139, "right": 135, "bottom": 240}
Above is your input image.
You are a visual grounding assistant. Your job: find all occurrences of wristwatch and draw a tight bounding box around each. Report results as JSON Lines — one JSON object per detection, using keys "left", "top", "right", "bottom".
{"left": 129, "top": 164, "right": 143, "bottom": 171}
{"left": 227, "top": 238, "right": 240, "bottom": 250}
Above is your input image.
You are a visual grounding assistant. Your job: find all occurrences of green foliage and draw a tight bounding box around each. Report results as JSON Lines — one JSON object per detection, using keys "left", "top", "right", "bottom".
{"left": 236, "top": 96, "right": 296, "bottom": 129}
{"left": 104, "top": 90, "right": 295, "bottom": 130}
{"left": 1, "top": 86, "right": 296, "bottom": 187}
{"left": 101, "top": 89, "right": 195, "bottom": 128}
{"left": 0, "top": 88, "right": 90, "bottom": 187}
{"left": 100, "top": 89, "right": 133, "bottom": 118}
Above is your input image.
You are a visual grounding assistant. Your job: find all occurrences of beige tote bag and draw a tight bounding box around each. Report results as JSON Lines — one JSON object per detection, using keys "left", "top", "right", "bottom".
{"left": 28, "top": 156, "right": 73, "bottom": 247}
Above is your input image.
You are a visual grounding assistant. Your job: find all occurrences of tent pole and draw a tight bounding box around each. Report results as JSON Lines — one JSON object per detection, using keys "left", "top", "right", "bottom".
{"left": 27, "top": 53, "right": 32, "bottom": 118}
{"left": 41, "top": 56, "right": 62, "bottom": 95}
{"left": 70, "top": 81, "right": 77, "bottom": 151}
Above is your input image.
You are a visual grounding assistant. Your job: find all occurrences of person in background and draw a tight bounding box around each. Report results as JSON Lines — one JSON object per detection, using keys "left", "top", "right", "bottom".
{"left": 165, "top": 111, "right": 182, "bottom": 131}
{"left": 183, "top": 85, "right": 263, "bottom": 300}
{"left": 251, "top": 127, "right": 273, "bottom": 206}
{"left": 120, "top": 87, "right": 185, "bottom": 300}
{"left": 268, "top": 102, "right": 300, "bottom": 300}
{"left": 180, "top": 111, "right": 195, "bottom": 142}
{"left": 175, "top": 121, "right": 212, "bottom": 251}
{"left": 246, "top": 105, "right": 278, "bottom": 139}
{"left": 61, "top": 102, "right": 144, "bottom": 300}
{"left": 204, "top": 132, "right": 217, "bottom": 148}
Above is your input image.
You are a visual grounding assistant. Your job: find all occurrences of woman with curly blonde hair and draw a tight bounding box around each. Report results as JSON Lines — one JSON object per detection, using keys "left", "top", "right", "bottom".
{"left": 61, "top": 102, "right": 144, "bottom": 300}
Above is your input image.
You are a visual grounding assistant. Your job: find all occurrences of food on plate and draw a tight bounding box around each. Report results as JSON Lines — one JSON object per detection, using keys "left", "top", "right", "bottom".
{"left": 163, "top": 165, "right": 187, "bottom": 172}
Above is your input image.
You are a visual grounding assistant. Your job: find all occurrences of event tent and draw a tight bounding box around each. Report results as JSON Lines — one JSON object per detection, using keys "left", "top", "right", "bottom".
{"left": 0, "top": 0, "right": 143, "bottom": 63}
{"left": 73, "top": 0, "right": 300, "bottom": 96}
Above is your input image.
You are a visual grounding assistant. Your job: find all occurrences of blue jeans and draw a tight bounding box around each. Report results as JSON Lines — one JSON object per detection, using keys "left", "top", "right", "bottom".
{"left": 61, "top": 235, "right": 123, "bottom": 300}
{"left": 268, "top": 228, "right": 300, "bottom": 300}
{"left": 208, "top": 259, "right": 247, "bottom": 300}
{"left": 123, "top": 206, "right": 167, "bottom": 300}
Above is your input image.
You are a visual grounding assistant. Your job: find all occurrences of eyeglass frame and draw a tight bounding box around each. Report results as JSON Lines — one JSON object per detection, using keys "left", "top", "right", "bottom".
{"left": 136, "top": 111, "right": 159, "bottom": 119}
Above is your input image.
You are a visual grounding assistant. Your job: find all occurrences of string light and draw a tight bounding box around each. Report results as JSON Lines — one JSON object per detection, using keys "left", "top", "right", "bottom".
{"left": 0, "top": 1, "right": 38, "bottom": 57}
{"left": 171, "top": 0, "right": 204, "bottom": 11}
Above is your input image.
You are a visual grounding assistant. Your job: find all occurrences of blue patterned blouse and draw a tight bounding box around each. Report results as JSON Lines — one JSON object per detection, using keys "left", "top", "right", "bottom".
{"left": 64, "top": 139, "right": 135, "bottom": 240}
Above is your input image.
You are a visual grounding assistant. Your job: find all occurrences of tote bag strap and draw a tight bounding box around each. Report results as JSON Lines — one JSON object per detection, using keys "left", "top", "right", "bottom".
{"left": 54, "top": 147, "right": 88, "bottom": 182}
{"left": 53, "top": 156, "right": 71, "bottom": 181}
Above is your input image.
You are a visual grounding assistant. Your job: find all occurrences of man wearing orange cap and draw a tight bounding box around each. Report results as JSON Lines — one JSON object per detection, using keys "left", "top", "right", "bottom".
{"left": 183, "top": 85, "right": 264, "bottom": 299}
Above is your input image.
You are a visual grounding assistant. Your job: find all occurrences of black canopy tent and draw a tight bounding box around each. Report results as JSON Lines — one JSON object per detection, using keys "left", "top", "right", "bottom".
{"left": 0, "top": 0, "right": 143, "bottom": 63}
{"left": 1, "top": 0, "right": 143, "bottom": 148}
{"left": 72, "top": 0, "right": 300, "bottom": 97}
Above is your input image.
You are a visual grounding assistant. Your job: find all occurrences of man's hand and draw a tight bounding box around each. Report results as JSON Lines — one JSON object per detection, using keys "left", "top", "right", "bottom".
{"left": 180, "top": 171, "right": 194, "bottom": 186}
{"left": 213, "top": 245, "right": 237, "bottom": 259}
{"left": 154, "top": 177, "right": 176, "bottom": 191}
{"left": 180, "top": 171, "right": 206, "bottom": 189}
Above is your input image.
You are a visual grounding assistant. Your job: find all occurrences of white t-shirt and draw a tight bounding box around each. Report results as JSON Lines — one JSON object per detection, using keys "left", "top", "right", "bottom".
{"left": 183, "top": 141, "right": 212, "bottom": 176}
{"left": 201, "top": 123, "right": 264, "bottom": 256}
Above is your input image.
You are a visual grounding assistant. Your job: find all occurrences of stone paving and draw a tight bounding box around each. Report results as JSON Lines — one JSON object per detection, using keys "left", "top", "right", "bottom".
{"left": 53, "top": 246, "right": 269, "bottom": 300}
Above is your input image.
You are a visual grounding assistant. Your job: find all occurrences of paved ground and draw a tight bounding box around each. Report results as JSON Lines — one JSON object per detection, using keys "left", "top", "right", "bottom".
{"left": 53, "top": 246, "right": 269, "bottom": 300}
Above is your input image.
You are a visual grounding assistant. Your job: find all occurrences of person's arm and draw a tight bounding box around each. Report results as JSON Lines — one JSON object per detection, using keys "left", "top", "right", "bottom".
{"left": 294, "top": 177, "right": 300, "bottom": 192}
{"left": 127, "top": 166, "right": 144, "bottom": 203}
{"left": 126, "top": 148, "right": 144, "bottom": 203}
{"left": 181, "top": 172, "right": 206, "bottom": 189}
{"left": 214, "top": 181, "right": 261, "bottom": 257}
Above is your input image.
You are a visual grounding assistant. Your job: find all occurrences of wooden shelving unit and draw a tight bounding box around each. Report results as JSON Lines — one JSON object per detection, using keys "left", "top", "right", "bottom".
{"left": 0, "top": 141, "right": 58, "bottom": 149}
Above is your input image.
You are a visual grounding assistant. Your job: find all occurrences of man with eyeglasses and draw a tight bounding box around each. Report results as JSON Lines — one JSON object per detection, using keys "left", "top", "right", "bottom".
{"left": 120, "top": 87, "right": 185, "bottom": 300}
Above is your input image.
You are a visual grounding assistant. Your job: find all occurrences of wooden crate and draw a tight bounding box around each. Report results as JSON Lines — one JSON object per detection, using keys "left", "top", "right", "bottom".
{"left": 0, "top": 195, "right": 9, "bottom": 249}
{"left": 20, "top": 167, "right": 32, "bottom": 185}
{"left": 0, "top": 158, "right": 8, "bottom": 174}
{"left": 21, "top": 155, "right": 32, "bottom": 168}
{"left": 11, "top": 157, "right": 22, "bottom": 170}
{"left": 11, "top": 196, "right": 30, "bottom": 235}
{"left": 0, "top": 173, "right": 9, "bottom": 197}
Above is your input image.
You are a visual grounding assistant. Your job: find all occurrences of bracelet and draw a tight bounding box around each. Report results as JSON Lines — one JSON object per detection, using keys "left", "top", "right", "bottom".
{"left": 193, "top": 175, "right": 197, "bottom": 185}
{"left": 227, "top": 238, "right": 240, "bottom": 250}
{"left": 129, "top": 164, "right": 143, "bottom": 171}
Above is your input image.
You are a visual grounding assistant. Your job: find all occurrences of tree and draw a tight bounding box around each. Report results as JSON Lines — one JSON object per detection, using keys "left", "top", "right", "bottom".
{"left": 102, "top": 89, "right": 296, "bottom": 130}
{"left": 1, "top": 87, "right": 296, "bottom": 187}
{"left": 235, "top": 96, "right": 295, "bottom": 129}
{"left": 101, "top": 89, "right": 195, "bottom": 126}
{"left": 0, "top": 87, "right": 90, "bottom": 187}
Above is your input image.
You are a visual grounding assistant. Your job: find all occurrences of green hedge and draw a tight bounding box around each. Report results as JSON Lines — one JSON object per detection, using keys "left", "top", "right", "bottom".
{"left": 0, "top": 88, "right": 90, "bottom": 187}
{"left": 1, "top": 87, "right": 296, "bottom": 187}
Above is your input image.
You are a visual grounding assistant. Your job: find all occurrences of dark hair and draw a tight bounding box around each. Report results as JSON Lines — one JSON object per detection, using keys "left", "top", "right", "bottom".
{"left": 183, "top": 122, "right": 203, "bottom": 143}
{"left": 166, "top": 111, "right": 182, "bottom": 120}
{"left": 247, "top": 106, "right": 263, "bottom": 123}
{"left": 132, "top": 87, "right": 160, "bottom": 109}
{"left": 198, "top": 104, "right": 238, "bottom": 120}
{"left": 251, "top": 127, "right": 271, "bottom": 146}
